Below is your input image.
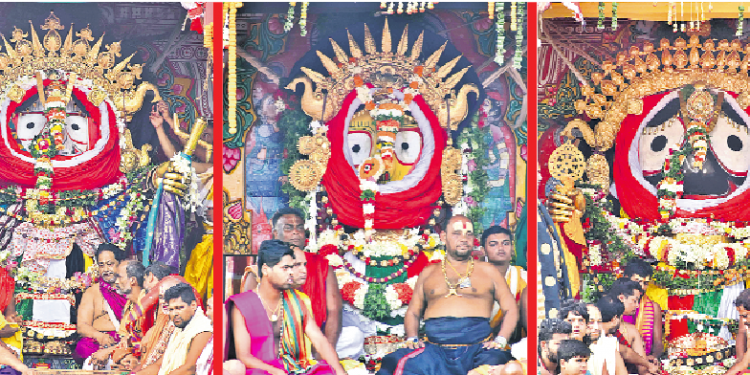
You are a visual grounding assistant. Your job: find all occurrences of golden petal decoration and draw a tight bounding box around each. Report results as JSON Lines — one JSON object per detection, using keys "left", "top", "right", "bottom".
{"left": 381, "top": 18, "right": 391, "bottom": 53}
{"left": 298, "top": 136, "right": 315, "bottom": 155}
{"left": 396, "top": 24, "right": 409, "bottom": 56}
{"left": 329, "top": 38, "right": 349, "bottom": 64}
{"left": 7, "top": 84, "right": 24, "bottom": 103}
{"left": 346, "top": 29, "right": 362, "bottom": 59}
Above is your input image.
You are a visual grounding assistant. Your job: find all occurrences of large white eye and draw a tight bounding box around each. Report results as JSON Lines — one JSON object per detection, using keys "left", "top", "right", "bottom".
{"left": 638, "top": 117, "right": 685, "bottom": 173}
{"left": 395, "top": 130, "right": 422, "bottom": 165}
{"left": 710, "top": 115, "right": 750, "bottom": 175}
{"left": 347, "top": 132, "right": 373, "bottom": 167}
{"left": 65, "top": 115, "right": 90, "bottom": 153}
{"left": 15, "top": 113, "right": 46, "bottom": 150}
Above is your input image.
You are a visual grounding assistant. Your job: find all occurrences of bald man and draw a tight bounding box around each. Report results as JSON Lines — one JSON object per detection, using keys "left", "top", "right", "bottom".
{"left": 377, "top": 215, "right": 519, "bottom": 375}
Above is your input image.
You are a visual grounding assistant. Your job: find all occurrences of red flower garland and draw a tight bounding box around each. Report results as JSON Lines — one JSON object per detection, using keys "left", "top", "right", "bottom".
{"left": 341, "top": 281, "right": 361, "bottom": 305}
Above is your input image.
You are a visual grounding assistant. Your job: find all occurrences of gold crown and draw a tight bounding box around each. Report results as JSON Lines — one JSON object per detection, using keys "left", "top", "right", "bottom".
{"left": 574, "top": 34, "right": 750, "bottom": 151}
{"left": 287, "top": 18, "right": 479, "bottom": 130}
{"left": 0, "top": 12, "right": 160, "bottom": 122}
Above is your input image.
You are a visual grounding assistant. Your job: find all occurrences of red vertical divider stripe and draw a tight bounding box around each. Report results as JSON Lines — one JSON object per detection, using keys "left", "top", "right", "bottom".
{"left": 213, "top": 3, "right": 224, "bottom": 375}
{"left": 526, "top": 2, "right": 538, "bottom": 373}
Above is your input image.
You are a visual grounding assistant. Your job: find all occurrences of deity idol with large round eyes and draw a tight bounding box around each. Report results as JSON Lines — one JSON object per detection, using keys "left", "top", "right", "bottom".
{"left": 283, "top": 19, "right": 483, "bottom": 328}
{"left": 0, "top": 13, "right": 205, "bottom": 278}
{"left": 542, "top": 36, "right": 750, "bottom": 346}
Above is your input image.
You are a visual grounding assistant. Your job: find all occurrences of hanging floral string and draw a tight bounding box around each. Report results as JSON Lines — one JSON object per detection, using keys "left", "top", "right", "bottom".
{"left": 488, "top": 1, "right": 495, "bottom": 20}
{"left": 513, "top": 2, "right": 524, "bottom": 69}
{"left": 284, "top": 2, "right": 296, "bottom": 32}
{"left": 738, "top": 5, "right": 745, "bottom": 37}
{"left": 681, "top": 1, "right": 686, "bottom": 32}
{"left": 300, "top": 2, "right": 309, "bottom": 36}
{"left": 598, "top": 2, "right": 605, "bottom": 30}
{"left": 495, "top": 2, "right": 505, "bottom": 65}
{"left": 510, "top": 2, "right": 517, "bottom": 32}
{"left": 611, "top": 2, "right": 618, "bottom": 31}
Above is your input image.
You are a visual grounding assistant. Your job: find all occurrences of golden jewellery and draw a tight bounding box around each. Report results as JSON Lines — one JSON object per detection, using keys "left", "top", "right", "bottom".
{"left": 256, "top": 286, "right": 282, "bottom": 322}
{"left": 441, "top": 257, "right": 474, "bottom": 297}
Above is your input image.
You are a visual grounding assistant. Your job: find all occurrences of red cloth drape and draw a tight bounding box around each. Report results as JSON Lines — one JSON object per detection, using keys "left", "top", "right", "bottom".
{"left": 322, "top": 90, "right": 446, "bottom": 229}
{"left": 667, "top": 295, "right": 695, "bottom": 340}
{"left": 0, "top": 82, "right": 122, "bottom": 190}
{"left": 0, "top": 268, "right": 13, "bottom": 313}
{"left": 302, "top": 252, "right": 328, "bottom": 329}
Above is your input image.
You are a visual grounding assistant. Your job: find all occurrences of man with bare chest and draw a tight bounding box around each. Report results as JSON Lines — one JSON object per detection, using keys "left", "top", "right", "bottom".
{"left": 377, "top": 215, "right": 518, "bottom": 375}
{"left": 74, "top": 244, "right": 128, "bottom": 367}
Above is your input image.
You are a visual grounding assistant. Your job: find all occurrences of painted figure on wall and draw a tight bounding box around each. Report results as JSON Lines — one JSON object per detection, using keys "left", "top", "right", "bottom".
{"left": 480, "top": 95, "right": 516, "bottom": 229}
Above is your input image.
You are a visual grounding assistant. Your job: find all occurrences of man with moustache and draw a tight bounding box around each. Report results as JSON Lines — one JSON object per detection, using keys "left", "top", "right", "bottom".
{"left": 243, "top": 207, "right": 343, "bottom": 347}
{"left": 75, "top": 244, "right": 128, "bottom": 367}
{"left": 224, "top": 240, "right": 346, "bottom": 375}
{"left": 158, "top": 283, "right": 212, "bottom": 375}
{"left": 538, "top": 319, "right": 573, "bottom": 375}
{"left": 483, "top": 226, "right": 527, "bottom": 332}
{"left": 134, "top": 275, "right": 198, "bottom": 374}
{"left": 376, "top": 215, "right": 518, "bottom": 375}
{"left": 90, "top": 260, "right": 149, "bottom": 370}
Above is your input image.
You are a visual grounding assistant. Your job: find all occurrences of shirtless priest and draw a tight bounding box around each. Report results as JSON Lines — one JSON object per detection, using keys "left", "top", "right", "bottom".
{"left": 377, "top": 215, "right": 518, "bottom": 375}
{"left": 224, "top": 239, "right": 346, "bottom": 375}
{"left": 75, "top": 244, "right": 127, "bottom": 367}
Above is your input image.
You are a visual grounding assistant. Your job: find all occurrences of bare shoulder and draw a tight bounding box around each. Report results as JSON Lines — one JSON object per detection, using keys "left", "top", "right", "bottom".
{"left": 475, "top": 261, "right": 502, "bottom": 277}
{"left": 82, "top": 284, "right": 102, "bottom": 299}
{"left": 419, "top": 262, "right": 440, "bottom": 278}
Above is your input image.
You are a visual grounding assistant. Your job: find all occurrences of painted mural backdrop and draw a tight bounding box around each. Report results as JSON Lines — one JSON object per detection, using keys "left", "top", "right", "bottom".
{"left": 223, "top": 4, "right": 527, "bottom": 254}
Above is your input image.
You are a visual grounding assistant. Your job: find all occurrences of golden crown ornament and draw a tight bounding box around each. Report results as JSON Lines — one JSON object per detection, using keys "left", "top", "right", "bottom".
{"left": 286, "top": 18, "right": 479, "bottom": 131}
{"left": 0, "top": 12, "right": 161, "bottom": 124}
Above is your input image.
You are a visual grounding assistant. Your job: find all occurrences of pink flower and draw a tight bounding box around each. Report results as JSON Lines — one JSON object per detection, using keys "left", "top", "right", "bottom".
{"left": 223, "top": 147, "right": 241, "bottom": 173}
{"left": 467, "top": 159, "right": 477, "bottom": 172}
{"left": 519, "top": 144, "right": 527, "bottom": 161}
{"left": 465, "top": 196, "right": 478, "bottom": 207}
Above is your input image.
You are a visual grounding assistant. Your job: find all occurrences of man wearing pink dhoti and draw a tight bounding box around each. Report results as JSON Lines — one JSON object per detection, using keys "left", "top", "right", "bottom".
{"left": 223, "top": 240, "right": 346, "bottom": 375}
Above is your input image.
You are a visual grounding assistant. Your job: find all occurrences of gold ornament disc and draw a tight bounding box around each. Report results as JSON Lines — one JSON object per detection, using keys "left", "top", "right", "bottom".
{"left": 548, "top": 141, "right": 586, "bottom": 182}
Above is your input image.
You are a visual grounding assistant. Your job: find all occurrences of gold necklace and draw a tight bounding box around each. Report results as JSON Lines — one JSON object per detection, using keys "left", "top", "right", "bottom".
{"left": 256, "top": 286, "right": 282, "bottom": 322}
{"left": 441, "top": 257, "right": 474, "bottom": 298}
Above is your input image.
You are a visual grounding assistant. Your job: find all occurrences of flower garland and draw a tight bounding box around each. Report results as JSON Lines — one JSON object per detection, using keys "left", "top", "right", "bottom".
{"left": 456, "top": 114, "right": 490, "bottom": 235}
{"left": 738, "top": 6, "right": 745, "bottom": 37}
{"left": 284, "top": 2, "right": 296, "bottom": 32}
{"left": 299, "top": 2, "right": 309, "bottom": 37}
{"left": 494, "top": 2, "right": 505, "bottom": 65}
{"left": 513, "top": 2, "right": 524, "bottom": 69}
{"left": 611, "top": 2, "right": 618, "bottom": 31}
{"left": 170, "top": 152, "right": 202, "bottom": 213}
{"left": 338, "top": 268, "right": 418, "bottom": 319}
{"left": 598, "top": 2, "right": 605, "bottom": 30}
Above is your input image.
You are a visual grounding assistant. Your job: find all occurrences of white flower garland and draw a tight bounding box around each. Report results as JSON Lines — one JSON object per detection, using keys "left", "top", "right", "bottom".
{"left": 169, "top": 153, "right": 202, "bottom": 213}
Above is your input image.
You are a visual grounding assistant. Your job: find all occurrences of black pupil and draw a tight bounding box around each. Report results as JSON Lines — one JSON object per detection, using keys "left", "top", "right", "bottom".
{"left": 651, "top": 135, "right": 667, "bottom": 152}
{"left": 728, "top": 135, "right": 743, "bottom": 152}
{"left": 401, "top": 142, "right": 409, "bottom": 150}
{"left": 26, "top": 122, "right": 35, "bottom": 129}
{"left": 352, "top": 144, "right": 361, "bottom": 153}
{"left": 71, "top": 124, "right": 80, "bottom": 131}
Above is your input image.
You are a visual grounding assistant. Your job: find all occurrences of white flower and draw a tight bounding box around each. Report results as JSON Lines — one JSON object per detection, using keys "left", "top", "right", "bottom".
{"left": 336, "top": 269, "right": 352, "bottom": 286}
{"left": 429, "top": 250, "right": 445, "bottom": 262}
{"left": 406, "top": 276, "right": 418, "bottom": 290}
{"left": 360, "top": 180, "right": 379, "bottom": 192}
{"left": 362, "top": 203, "right": 375, "bottom": 215}
{"left": 364, "top": 219, "right": 374, "bottom": 228}
{"left": 385, "top": 286, "right": 402, "bottom": 310}
{"left": 326, "top": 254, "right": 344, "bottom": 268}
{"left": 353, "top": 284, "right": 368, "bottom": 309}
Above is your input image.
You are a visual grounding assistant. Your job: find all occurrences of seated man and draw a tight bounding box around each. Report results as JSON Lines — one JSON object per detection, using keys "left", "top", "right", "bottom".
{"left": 377, "top": 215, "right": 518, "bottom": 375}
{"left": 538, "top": 319, "right": 572, "bottom": 375}
{"left": 622, "top": 259, "right": 663, "bottom": 357}
{"left": 597, "top": 295, "right": 658, "bottom": 375}
{"left": 245, "top": 207, "right": 343, "bottom": 348}
{"left": 224, "top": 239, "right": 346, "bottom": 375}
{"left": 90, "top": 260, "right": 150, "bottom": 370}
{"left": 134, "top": 275, "right": 192, "bottom": 374}
{"left": 157, "top": 283, "right": 212, "bottom": 375}
{"left": 76, "top": 244, "right": 127, "bottom": 367}
{"left": 727, "top": 290, "right": 750, "bottom": 375}
{"left": 482, "top": 226, "right": 527, "bottom": 334}
{"left": 586, "top": 303, "right": 627, "bottom": 375}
